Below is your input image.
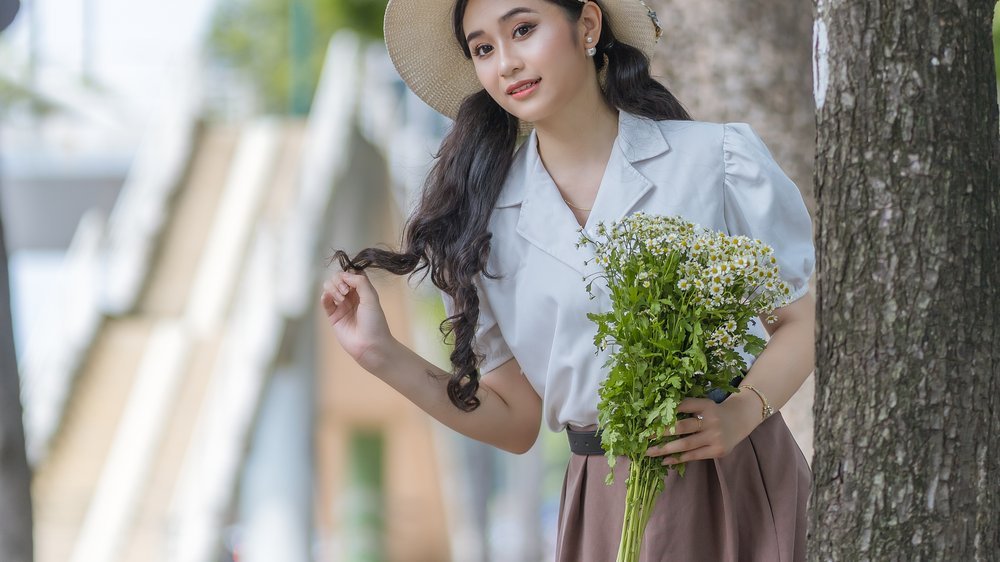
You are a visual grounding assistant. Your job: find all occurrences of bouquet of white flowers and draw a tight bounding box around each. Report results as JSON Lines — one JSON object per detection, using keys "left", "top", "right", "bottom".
{"left": 576, "top": 211, "right": 794, "bottom": 562}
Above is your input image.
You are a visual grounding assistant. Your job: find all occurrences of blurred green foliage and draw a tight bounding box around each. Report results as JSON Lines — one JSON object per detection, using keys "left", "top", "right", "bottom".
{"left": 207, "top": 0, "right": 388, "bottom": 115}
{"left": 0, "top": 77, "right": 62, "bottom": 118}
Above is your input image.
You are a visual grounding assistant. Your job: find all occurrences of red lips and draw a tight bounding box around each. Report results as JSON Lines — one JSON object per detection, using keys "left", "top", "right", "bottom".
{"left": 506, "top": 78, "right": 541, "bottom": 95}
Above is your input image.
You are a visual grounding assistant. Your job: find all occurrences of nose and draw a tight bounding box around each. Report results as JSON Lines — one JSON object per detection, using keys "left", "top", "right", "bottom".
{"left": 496, "top": 44, "right": 523, "bottom": 78}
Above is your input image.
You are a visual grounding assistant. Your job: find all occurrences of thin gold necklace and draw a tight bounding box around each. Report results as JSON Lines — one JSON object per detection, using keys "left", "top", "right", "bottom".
{"left": 562, "top": 195, "right": 592, "bottom": 212}
{"left": 539, "top": 143, "right": 593, "bottom": 212}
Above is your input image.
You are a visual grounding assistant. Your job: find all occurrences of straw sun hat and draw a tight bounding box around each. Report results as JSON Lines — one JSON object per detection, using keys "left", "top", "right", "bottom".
{"left": 383, "top": 0, "right": 663, "bottom": 123}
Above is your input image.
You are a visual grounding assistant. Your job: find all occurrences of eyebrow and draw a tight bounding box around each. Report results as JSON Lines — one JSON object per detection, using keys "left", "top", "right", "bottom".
{"left": 465, "top": 7, "right": 538, "bottom": 43}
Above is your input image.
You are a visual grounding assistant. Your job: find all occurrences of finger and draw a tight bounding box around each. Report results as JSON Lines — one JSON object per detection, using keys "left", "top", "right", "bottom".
{"left": 661, "top": 417, "right": 700, "bottom": 438}
{"left": 326, "top": 272, "right": 353, "bottom": 294}
{"left": 331, "top": 277, "right": 349, "bottom": 294}
{"left": 324, "top": 283, "right": 344, "bottom": 304}
{"left": 323, "top": 289, "right": 354, "bottom": 326}
{"left": 676, "top": 398, "right": 714, "bottom": 414}
{"left": 662, "top": 445, "right": 717, "bottom": 465}
{"left": 342, "top": 270, "right": 378, "bottom": 304}
{"left": 645, "top": 433, "right": 708, "bottom": 457}
{"left": 321, "top": 290, "right": 338, "bottom": 316}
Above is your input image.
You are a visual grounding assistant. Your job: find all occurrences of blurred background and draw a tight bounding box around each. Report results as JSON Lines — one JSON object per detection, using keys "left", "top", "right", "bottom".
{"left": 0, "top": 1, "right": 572, "bottom": 560}
{"left": 0, "top": 1, "right": 998, "bottom": 561}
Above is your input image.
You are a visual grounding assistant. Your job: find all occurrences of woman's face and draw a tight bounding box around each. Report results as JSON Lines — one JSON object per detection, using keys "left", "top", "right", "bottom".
{"left": 461, "top": 0, "right": 598, "bottom": 124}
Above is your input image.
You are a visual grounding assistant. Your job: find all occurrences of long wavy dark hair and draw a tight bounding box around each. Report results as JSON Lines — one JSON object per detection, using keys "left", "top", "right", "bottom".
{"left": 329, "top": 0, "right": 692, "bottom": 412}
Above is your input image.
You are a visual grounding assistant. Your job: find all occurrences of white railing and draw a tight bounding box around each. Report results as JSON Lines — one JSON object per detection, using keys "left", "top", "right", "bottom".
{"left": 276, "top": 32, "right": 366, "bottom": 319}
{"left": 99, "top": 62, "right": 204, "bottom": 316}
{"left": 19, "top": 207, "right": 105, "bottom": 465}
{"left": 166, "top": 31, "right": 367, "bottom": 562}
{"left": 68, "top": 115, "right": 284, "bottom": 562}
{"left": 17, "top": 59, "right": 204, "bottom": 466}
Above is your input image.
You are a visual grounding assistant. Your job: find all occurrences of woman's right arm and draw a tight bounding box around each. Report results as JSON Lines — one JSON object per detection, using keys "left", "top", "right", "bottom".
{"left": 321, "top": 269, "right": 542, "bottom": 455}
{"left": 370, "top": 345, "right": 541, "bottom": 454}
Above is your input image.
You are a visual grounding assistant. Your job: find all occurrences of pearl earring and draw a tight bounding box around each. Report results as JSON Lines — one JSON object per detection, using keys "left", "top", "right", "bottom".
{"left": 586, "top": 37, "right": 596, "bottom": 56}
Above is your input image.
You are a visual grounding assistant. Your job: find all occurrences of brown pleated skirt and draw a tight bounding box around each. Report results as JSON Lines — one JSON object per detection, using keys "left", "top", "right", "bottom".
{"left": 555, "top": 410, "right": 811, "bottom": 562}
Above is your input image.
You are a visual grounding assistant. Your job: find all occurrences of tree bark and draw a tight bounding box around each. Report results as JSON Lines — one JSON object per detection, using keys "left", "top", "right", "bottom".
{"left": 0, "top": 3, "right": 33, "bottom": 543}
{"left": 0, "top": 211, "right": 34, "bottom": 561}
{"left": 810, "top": 0, "right": 1000, "bottom": 560}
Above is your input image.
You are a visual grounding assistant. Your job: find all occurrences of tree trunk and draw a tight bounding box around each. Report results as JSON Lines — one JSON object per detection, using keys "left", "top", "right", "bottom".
{"left": 0, "top": 211, "right": 34, "bottom": 561}
{"left": 0, "top": 1, "right": 33, "bottom": 541}
{"left": 810, "top": 1, "right": 1000, "bottom": 559}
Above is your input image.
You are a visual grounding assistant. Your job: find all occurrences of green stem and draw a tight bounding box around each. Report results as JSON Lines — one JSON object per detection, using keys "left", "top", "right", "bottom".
{"left": 616, "top": 456, "right": 667, "bottom": 562}
{"left": 626, "top": 460, "right": 637, "bottom": 560}
{"left": 629, "top": 465, "right": 639, "bottom": 559}
{"left": 640, "top": 463, "right": 653, "bottom": 557}
{"left": 634, "top": 465, "right": 646, "bottom": 559}
{"left": 617, "top": 458, "right": 636, "bottom": 561}
{"left": 617, "top": 457, "right": 658, "bottom": 562}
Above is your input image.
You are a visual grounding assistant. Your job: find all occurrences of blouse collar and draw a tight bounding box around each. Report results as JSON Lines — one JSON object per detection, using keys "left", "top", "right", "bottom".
{"left": 495, "top": 109, "right": 671, "bottom": 208}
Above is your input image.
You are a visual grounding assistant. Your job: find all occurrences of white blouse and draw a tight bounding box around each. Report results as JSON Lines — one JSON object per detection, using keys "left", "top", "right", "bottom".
{"left": 438, "top": 110, "right": 815, "bottom": 433}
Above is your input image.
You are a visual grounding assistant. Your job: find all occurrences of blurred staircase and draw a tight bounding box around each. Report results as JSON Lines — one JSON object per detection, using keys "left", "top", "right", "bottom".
{"left": 26, "top": 32, "right": 456, "bottom": 562}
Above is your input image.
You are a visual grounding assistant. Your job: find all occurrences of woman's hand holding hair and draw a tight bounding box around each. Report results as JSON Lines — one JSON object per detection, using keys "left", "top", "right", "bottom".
{"left": 320, "top": 267, "right": 541, "bottom": 454}
{"left": 320, "top": 269, "right": 396, "bottom": 372}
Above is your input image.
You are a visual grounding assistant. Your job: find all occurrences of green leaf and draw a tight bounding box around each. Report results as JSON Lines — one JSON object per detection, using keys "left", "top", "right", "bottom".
{"left": 645, "top": 409, "right": 659, "bottom": 425}
{"left": 744, "top": 334, "right": 766, "bottom": 356}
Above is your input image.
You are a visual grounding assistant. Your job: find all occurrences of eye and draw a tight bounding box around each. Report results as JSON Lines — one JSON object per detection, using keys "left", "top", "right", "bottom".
{"left": 473, "top": 43, "right": 493, "bottom": 57}
{"left": 513, "top": 23, "right": 535, "bottom": 37}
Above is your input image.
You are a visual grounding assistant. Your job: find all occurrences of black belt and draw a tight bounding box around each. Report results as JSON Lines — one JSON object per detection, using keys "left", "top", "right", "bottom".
{"left": 567, "top": 427, "right": 606, "bottom": 456}
{"left": 566, "top": 372, "right": 747, "bottom": 456}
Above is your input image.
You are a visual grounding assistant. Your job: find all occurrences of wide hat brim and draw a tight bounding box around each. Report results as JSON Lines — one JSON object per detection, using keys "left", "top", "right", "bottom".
{"left": 383, "top": 0, "right": 663, "bottom": 124}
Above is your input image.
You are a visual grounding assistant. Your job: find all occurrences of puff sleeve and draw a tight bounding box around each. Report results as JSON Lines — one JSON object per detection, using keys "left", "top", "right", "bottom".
{"left": 438, "top": 276, "right": 515, "bottom": 375}
{"left": 722, "top": 122, "right": 816, "bottom": 304}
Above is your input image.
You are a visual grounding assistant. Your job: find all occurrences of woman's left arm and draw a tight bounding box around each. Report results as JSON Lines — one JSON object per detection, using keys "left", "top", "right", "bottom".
{"left": 646, "top": 291, "right": 816, "bottom": 465}
{"left": 724, "top": 291, "right": 816, "bottom": 426}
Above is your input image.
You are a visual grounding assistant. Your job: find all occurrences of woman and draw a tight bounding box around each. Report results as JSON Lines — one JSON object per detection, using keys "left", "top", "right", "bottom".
{"left": 320, "top": 0, "right": 816, "bottom": 559}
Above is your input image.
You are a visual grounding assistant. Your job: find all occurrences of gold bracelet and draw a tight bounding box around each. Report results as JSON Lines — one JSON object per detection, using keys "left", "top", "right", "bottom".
{"left": 738, "top": 384, "right": 774, "bottom": 421}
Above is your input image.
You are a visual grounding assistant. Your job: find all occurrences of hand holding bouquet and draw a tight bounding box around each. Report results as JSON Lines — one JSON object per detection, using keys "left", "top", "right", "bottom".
{"left": 576, "top": 212, "right": 794, "bottom": 562}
